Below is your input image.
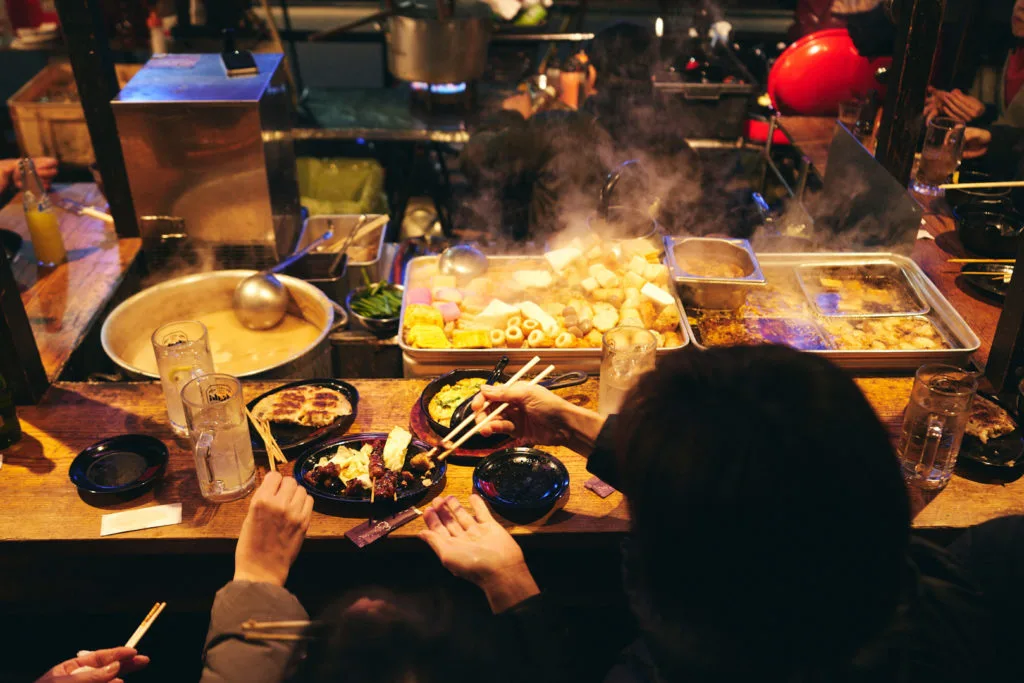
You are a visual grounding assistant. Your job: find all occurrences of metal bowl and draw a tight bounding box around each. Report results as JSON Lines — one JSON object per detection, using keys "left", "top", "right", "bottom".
{"left": 346, "top": 284, "right": 404, "bottom": 338}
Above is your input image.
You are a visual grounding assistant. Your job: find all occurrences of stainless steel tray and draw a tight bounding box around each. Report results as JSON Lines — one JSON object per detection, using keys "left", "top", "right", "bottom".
{"left": 399, "top": 255, "right": 690, "bottom": 375}
{"left": 680, "top": 253, "right": 980, "bottom": 371}
{"left": 795, "top": 261, "right": 930, "bottom": 318}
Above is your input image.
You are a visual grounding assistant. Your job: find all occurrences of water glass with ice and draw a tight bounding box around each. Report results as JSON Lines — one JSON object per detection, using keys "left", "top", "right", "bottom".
{"left": 599, "top": 326, "right": 657, "bottom": 416}
{"left": 912, "top": 117, "right": 966, "bottom": 196}
{"left": 180, "top": 373, "right": 256, "bottom": 502}
{"left": 896, "top": 364, "right": 976, "bottom": 490}
{"left": 152, "top": 320, "right": 215, "bottom": 435}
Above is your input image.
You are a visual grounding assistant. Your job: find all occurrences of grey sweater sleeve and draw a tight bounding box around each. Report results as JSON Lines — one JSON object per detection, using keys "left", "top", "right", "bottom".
{"left": 199, "top": 581, "right": 309, "bottom": 683}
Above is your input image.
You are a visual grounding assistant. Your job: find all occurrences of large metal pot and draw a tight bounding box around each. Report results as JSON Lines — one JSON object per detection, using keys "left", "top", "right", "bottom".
{"left": 102, "top": 270, "right": 344, "bottom": 379}
{"left": 386, "top": 12, "right": 491, "bottom": 84}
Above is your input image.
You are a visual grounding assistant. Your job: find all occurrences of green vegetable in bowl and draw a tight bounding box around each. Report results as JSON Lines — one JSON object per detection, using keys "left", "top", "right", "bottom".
{"left": 351, "top": 273, "right": 402, "bottom": 319}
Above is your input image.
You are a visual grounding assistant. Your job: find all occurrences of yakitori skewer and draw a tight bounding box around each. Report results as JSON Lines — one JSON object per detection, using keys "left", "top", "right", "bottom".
{"left": 940, "top": 180, "right": 1024, "bottom": 190}
{"left": 437, "top": 364, "right": 555, "bottom": 461}
{"left": 947, "top": 258, "right": 1016, "bottom": 264}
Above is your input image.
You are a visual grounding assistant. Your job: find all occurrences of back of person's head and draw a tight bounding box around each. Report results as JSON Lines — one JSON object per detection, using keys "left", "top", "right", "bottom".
{"left": 615, "top": 345, "right": 910, "bottom": 681}
{"left": 286, "top": 588, "right": 500, "bottom": 683}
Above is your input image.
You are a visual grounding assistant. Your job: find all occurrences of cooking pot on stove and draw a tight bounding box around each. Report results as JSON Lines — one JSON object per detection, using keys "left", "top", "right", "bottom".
{"left": 101, "top": 271, "right": 345, "bottom": 380}
{"left": 386, "top": 8, "right": 492, "bottom": 85}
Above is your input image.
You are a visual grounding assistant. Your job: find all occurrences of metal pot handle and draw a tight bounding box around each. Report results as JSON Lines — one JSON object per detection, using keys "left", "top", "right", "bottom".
{"left": 331, "top": 302, "right": 349, "bottom": 331}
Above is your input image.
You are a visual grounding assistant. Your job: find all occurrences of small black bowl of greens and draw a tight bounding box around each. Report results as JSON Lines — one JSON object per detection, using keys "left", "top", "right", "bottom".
{"left": 346, "top": 274, "right": 404, "bottom": 338}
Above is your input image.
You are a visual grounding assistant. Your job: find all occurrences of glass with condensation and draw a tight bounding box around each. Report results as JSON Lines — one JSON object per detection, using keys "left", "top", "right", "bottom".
{"left": 912, "top": 117, "right": 966, "bottom": 196}
{"left": 181, "top": 373, "right": 256, "bottom": 502}
{"left": 152, "top": 320, "right": 215, "bottom": 436}
{"left": 599, "top": 326, "right": 656, "bottom": 416}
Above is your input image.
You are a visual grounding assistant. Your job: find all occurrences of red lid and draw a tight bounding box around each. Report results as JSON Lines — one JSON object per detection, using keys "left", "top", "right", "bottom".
{"left": 768, "top": 28, "right": 891, "bottom": 116}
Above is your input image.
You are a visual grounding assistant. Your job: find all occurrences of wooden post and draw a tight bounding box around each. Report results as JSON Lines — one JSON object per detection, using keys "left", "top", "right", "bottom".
{"left": 54, "top": 0, "right": 139, "bottom": 237}
{"left": 0, "top": 248, "right": 48, "bottom": 404}
{"left": 874, "top": 0, "right": 947, "bottom": 187}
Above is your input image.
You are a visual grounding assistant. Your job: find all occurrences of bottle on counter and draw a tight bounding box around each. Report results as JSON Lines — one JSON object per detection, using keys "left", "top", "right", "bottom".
{"left": 0, "top": 370, "right": 21, "bottom": 450}
{"left": 19, "top": 158, "right": 66, "bottom": 267}
{"left": 558, "top": 56, "right": 582, "bottom": 110}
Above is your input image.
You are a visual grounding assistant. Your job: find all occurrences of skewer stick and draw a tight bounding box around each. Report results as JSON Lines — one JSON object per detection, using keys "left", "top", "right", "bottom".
{"left": 438, "top": 364, "right": 555, "bottom": 461}
{"left": 947, "top": 258, "right": 1016, "bottom": 264}
{"left": 247, "top": 408, "right": 286, "bottom": 470}
{"left": 424, "top": 356, "right": 541, "bottom": 459}
{"left": 939, "top": 180, "right": 1024, "bottom": 190}
{"left": 961, "top": 271, "right": 1012, "bottom": 277}
{"left": 125, "top": 602, "right": 166, "bottom": 649}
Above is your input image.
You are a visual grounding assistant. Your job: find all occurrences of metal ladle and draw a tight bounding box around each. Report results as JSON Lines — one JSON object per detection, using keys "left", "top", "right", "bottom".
{"left": 438, "top": 243, "right": 488, "bottom": 283}
{"left": 233, "top": 230, "right": 335, "bottom": 330}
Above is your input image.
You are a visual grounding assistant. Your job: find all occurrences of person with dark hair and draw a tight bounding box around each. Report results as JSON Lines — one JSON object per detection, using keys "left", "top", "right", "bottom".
{"left": 434, "top": 345, "right": 1009, "bottom": 682}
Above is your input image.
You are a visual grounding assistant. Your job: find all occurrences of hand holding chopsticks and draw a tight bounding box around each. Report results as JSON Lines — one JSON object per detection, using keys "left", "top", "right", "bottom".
{"left": 437, "top": 364, "right": 555, "bottom": 461}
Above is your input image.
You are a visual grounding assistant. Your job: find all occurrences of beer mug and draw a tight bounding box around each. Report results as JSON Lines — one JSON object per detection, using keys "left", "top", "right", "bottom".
{"left": 180, "top": 374, "right": 256, "bottom": 502}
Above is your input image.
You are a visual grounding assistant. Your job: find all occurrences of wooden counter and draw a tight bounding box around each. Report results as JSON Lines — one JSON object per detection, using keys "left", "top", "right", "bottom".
{"left": 1, "top": 183, "right": 141, "bottom": 381}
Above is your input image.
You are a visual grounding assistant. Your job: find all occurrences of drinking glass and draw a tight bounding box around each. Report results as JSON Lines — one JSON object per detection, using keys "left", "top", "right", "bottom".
{"left": 837, "top": 98, "right": 862, "bottom": 129}
{"left": 896, "top": 364, "right": 977, "bottom": 490}
{"left": 599, "top": 326, "right": 657, "bottom": 416}
{"left": 152, "top": 320, "right": 215, "bottom": 436}
{"left": 180, "top": 374, "right": 256, "bottom": 502}
{"left": 912, "top": 117, "right": 966, "bottom": 196}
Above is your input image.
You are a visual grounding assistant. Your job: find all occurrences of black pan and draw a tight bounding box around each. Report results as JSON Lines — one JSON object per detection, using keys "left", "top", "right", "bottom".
{"left": 247, "top": 379, "right": 359, "bottom": 456}
{"left": 419, "top": 368, "right": 589, "bottom": 448}
{"left": 959, "top": 392, "right": 1023, "bottom": 470}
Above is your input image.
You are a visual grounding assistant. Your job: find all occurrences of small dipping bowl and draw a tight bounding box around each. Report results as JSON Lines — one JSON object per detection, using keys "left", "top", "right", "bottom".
{"left": 346, "top": 283, "right": 404, "bottom": 338}
{"left": 473, "top": 447, "right": 569, "bottom": 523}
{"left": 69, "top": 434, "right": 169, "bottom": 495}
{"left": 954, "top": 207, "right": 1023, "bottom": 259}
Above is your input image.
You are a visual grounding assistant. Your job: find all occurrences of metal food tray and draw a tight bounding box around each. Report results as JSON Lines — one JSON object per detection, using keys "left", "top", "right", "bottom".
{"left": 795, "top": 261, "right": 930, "bottom": 318}
{"left": 680, "top": 253, "right": 980, "bottom": 371}
{"left": 399, "top": 255, "right": 690, "bottom": 375}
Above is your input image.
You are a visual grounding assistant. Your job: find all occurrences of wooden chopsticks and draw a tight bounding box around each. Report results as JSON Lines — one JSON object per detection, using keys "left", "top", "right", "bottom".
{"left": 241, "top": 619, "right": 319, "bottom": 642}
{"left": 125, "top": 602, "right": 166, "bottom": 648}
{"left": 247, "top": 408, "right": 286, "bottom": 471}
{"left": 948, "top": 258, "right": 1016, "bottom": 264}
{"left": 423, "top": 356, "right": 541, "bottom": 461}
{"left": 437, "top": 364, "right": 555, "bottom": 461}
{"left": 940, "top": 180, "right": 1024, "bottom": 190}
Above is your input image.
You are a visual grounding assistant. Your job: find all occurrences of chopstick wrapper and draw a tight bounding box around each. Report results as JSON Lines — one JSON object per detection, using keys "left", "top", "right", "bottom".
{"left": 100, "top": 503, "right": 183, "bottom": 537}
{"left": 585, "top": 476, "right": 616, "bottom": 499}
{"left": 346, "top": 507, "right": 421, "bottom": 548}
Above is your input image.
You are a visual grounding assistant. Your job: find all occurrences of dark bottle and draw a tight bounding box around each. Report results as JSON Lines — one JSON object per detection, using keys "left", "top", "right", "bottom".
{"left": 0, "top": 370, "right": 21, "bottom": 449}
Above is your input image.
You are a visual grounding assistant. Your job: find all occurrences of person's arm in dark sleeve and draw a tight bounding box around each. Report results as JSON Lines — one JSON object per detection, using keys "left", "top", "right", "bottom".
{"left": 496, "top": 593, "right": 579, "bottom": 683}
{"left": 585, "top": 414, "right": 620, "bottom": 489}
{"left": 199, "top": 581, "right": 309, "bottom": 683}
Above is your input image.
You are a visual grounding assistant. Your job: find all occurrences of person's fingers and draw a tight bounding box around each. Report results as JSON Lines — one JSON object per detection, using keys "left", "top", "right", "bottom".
{"left": 445, "top": 496, "right": 477, "bottom": 531}
{"left": 260, "top": 471, "right": 283, "bottom": 497}
{"left": 300, "top": 495, "right": 314, "bottom": 525}
{"left": 949, "top": 91, "right": 980, "bottom": 114}
{"left": 942, "top": 97, "right": 974, "bottom": 122}
{"left": 434, "top": 497, "right": 464, "bottom": 536}
{"left": 276, "top": 476, "right": 297, "bottom": 505}
{"left": 470, "top": 392, "right": 488, "bottom": 412}
{"left": 469, "top": 494, "right": 496, "bottom": 524}
{"left": 66, "top": 660, "right": 121, "bottom": 683}
{"left": 288, "top": 482, "right": 307, "bottom": 512}
{"left": 478, "top": 419, "right": 515, "bottom": 437}
{"left": 76, "top": 650, "right": 137, "bottom": 669}
{"left": 423, "top": 507, "right": 448, "bottom": 535}
{"left": 118, "top": 656, "right": 150, "bottom": 675}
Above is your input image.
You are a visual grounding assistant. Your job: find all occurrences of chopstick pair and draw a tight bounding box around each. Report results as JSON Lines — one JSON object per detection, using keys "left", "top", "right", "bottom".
{"left": 437, "top": 363, "right": 556, "bottom": 461}
{"left": 947, "top": 258, "right": 1016, "bottom": 264}
{"left": 423, "top": 355, "right": 541, "bottom": 462}
{"left": 241, "top": 619, "right": 319, "bottom": 642}
{"left": 247, "top": 408, "right": 287, "bottom": 471}
{"left": 126, "top": 602, "right": 166, "bottom": 648}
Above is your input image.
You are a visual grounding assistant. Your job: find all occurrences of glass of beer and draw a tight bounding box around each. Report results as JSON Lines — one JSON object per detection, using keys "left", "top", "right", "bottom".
{"left": 599, "top": 326, "right": 656, "bottom": 416}
{"left": 912, "top": 117, "right": 966, "bottom": 196}
{"left": 896, "top": 364, "right": 977, "bottom": 490}
{"left": 180, "top": 373, "right": 256, "bottom": 502}
{"left": 152, "top": 321, "right": 215, "bottom": 436}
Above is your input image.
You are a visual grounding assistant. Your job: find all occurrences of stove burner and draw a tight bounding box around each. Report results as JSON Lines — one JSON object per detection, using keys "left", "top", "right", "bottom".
{"left": 409, "top": 80, "right": 476, "bottom": 115}
{"left": 411, "top": 81, "right": 468, "bottom": 95}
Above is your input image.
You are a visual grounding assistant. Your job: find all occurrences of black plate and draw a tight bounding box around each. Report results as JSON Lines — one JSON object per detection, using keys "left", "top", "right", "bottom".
{"left": 69, "top": 434, "right": 168, "bottom": 494}
{"left": 959, "top": 393, "right": 1023, "bottom": 469}
{"left": 247, "top": 379, "right": 359, "bottom": 456}
{"left": 961, "top": 263, "right": 1012, "bottom": 301}
{"left": 293, "top": 432, "right": 445, "bottom": 504}
{"left": 419, "top": 369, "right": 589, "bottom": 450}
{"left": 473, "top": 446, "right": 569, "bottom": 523}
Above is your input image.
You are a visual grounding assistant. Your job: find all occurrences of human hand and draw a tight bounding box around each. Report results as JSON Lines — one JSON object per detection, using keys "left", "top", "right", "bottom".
{"left": 419, "top": 494, "right": 539, "bottom": 613}
{"left": 962, "top": 127, "right": 992, "bottom": 159}
{"left": 934, "top": 89, "right": 985, "bottom": 123}
{"left": 457, "top": 383, "right": 577, "bottom": 446}
{"left": 34, "top": 647, "right": 149, "bottom": 683}
{"left": 234, "top": 471, "right": 314, "bottom": 586}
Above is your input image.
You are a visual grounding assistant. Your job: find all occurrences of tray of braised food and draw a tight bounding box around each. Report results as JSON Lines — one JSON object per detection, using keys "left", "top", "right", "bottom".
{"left": 679, "top": 252, "right": 980, "bottom": 370}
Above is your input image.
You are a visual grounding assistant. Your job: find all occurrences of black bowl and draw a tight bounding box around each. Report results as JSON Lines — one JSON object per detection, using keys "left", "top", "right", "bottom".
{"left": 954, "top": 207, "right": 1023, "bottom": 259}
{"left": 247, "top": 379, "right": 359, "bottom": 457}
{"left": 946, "top": 170, "right": 1012, "bottom": 211}
{"left": 293, "top": 432, "right": 445, "bottom": 506}
{"left": 473, "top": 447, "right": 569, "bottom": 523}
{"left": 69, "top": 434, "right": 168, "bottom": 495}
{"left": 420, "top": 369, "right": 512, "bottom": 450}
